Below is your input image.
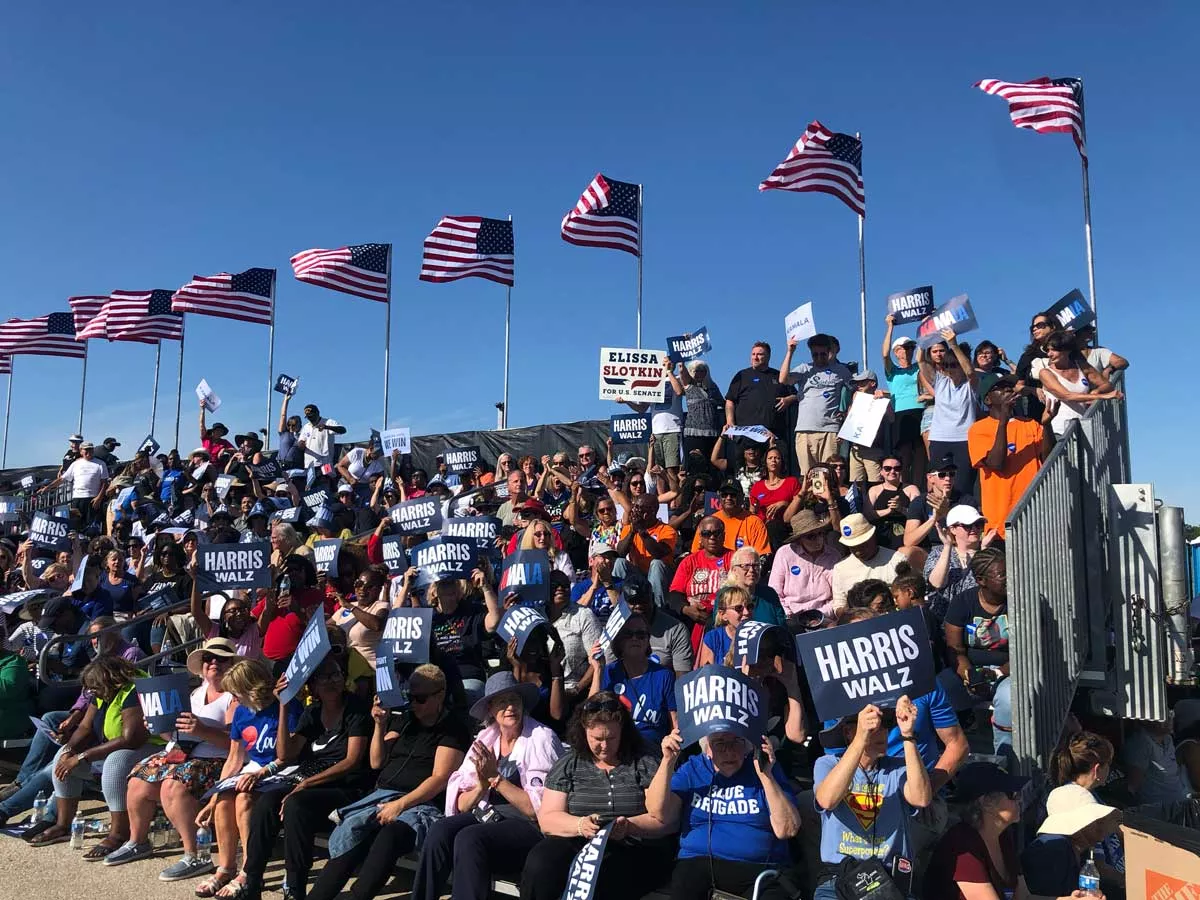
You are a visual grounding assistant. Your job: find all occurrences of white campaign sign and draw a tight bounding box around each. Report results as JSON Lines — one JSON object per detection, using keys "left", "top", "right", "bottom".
{"left": 195, "top": 379, "right": 221, "bottom": 413}
{"left": 785, "top": 302, "right": 816, "bottom": 343}
{"left": 598, "top": 347, "right": 667, "bottom": 403}
{"left": 379, "top": 427, "right": 411, "bottom": 455}
{"left": 837, "top": 392, "right": 891, "bottom": 447}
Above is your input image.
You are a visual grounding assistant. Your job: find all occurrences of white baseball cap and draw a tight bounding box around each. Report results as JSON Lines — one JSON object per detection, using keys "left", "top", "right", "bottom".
{"left": 946, "top": 504, "right": 986, "bottom": 528}
{"left": 892, "top": 336, "right": 916, "bottom": 350}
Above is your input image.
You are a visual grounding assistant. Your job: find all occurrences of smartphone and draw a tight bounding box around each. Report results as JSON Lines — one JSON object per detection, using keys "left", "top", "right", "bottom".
{"left": 756, "top": 747, "right": 771, "bottom": 770}
{"left": 809, "top": 467, "right": 827, "bottom": 496}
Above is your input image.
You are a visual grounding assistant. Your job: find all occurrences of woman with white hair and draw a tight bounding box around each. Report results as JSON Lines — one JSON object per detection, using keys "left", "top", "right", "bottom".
{"left": 676, "top": 359, "right": 725, "bottom": 463}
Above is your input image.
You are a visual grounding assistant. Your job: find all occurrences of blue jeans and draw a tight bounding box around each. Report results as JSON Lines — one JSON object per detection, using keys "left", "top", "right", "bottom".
{"left": 0, "top": 764, "right": 55, "bottom": 824}
{"left": 992, "top": 676, "right": 1012, "bottom": 756}
{"left": 16, "top": 711, "right": 69, "bottom": 785}
{"left": 812, "top": 881, "right": 837, "bottom": 900}
{"left": 612, "top": 558, "right": 671, "bottom": 608}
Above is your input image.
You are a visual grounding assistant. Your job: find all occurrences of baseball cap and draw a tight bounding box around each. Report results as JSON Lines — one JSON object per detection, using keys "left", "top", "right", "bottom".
{"left": 337, "top": 483, "right": 354, "bottom": 495}
{"left": 851, "top": 369, "right": 879, "bottom": 383}
{"left": 952, "top": 762, "right": 1029, "bottom": 804}
{"left": 946, "top": 504, "right": 986, "bottom": 528}
{"left": 68, "top": 433, "right": 83, "bottom": 443}
{"left": 588, "top": 539, "right": 618, "bottom": 559}
{"left": 891, "top": 336, "right": 916, "bottom": 350}
{"left": 37, "top": 596, "right": 74, "bottom": 630}
{"left": 103, "top": 437, "right": 120, "bottom": 447}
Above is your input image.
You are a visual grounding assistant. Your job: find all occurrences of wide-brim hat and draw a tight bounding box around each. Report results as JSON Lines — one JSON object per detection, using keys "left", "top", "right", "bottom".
{"left": 786, "top": 509, "right": 830, "bottom": 542}
{"left": 234, "top": 432, "right": 263, "bottom": 448}
{"left": 1037, "top": 784, "right": 1120, "bottom": 836}
{"left": 468, "top": 671, "right": 541, "bottom": 722}
{"left": 186, "top": 636, "right": 240, "bottom": 675}
{"left": 837, "top": 513, "right": 876, "bottom": 547}
{"left": 190, "top": 447, "right": 211, "bottom": 459}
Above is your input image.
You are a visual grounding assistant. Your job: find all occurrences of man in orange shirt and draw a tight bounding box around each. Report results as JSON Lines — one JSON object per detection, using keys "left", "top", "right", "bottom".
{"left": 615, "top": 495, "right": 677, "bottom": 606}
{"left": 689, "top": 480, "right": 771, "bottom": 556}
{"left": 968, "top": 376, "right": 1053, "bottom": 537}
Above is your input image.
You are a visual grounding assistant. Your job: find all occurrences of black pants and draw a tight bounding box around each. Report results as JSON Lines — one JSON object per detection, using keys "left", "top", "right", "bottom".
{"left": 671, "top": 856, "right": 789, "bottom": 900}
{"left": 71, "top": 497, "right": 96, "bottom": 530}
{"left": 307, "top": 820, "right": 417, "bottom": 900}
{"left": 519, "top": 836, "right": 676, "bottom": 900}
{"left": 683, "top": 435, "right": 718, "bottom": 468}
{"left": 244, "top": 786, "right": 358, "bottom": 898}
{"left": 892, "top": 409, "right": 926, "bottom": 485}
{"left": 413, "top": 812, "right": 541, "bottom": 900}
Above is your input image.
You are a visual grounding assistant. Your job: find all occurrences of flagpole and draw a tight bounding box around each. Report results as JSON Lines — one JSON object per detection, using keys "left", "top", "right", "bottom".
{"left": 1, "top": 363, "right": 12, "bottom": 468}
{"left": 855, "top": 132, "right": 868, "bottom": 369}
{"left": 77, "top": 349, "right": 89, "bottom": 435}
{"left": 174, "top": 327, "right": 186, "bottom": 451}
{"left": 382, "top": 246, "right": 393, "bottom": 429}
{"left": 150, "top": 342, "right": 162, "bottom": 436}
{"left": 636, "top": 184, "right": 644, "bottom": 349}
{"left": 1078, "top": 83, "right": 1098, "bottom": 334}
{"left": 265, "top": 274, "right": 276, "bottom": 450}
{"left": 500, "top": 215, "right": 512, "bottom": 430}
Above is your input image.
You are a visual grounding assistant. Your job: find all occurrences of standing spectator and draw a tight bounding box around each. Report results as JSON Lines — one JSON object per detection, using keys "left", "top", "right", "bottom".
{"left": 92, "top": 436, "right": 121, "bottom": 467}
{"left": 846, "top": 370, "right": 892, "bottom": 486}
{"left": 198, "top": 403, "right": 235, "bottom": 460}
{"left": 1122, "top": 719, "right": 1188, "bottom": 807}
{"left": 690, "top": 480, "right": 770, "bottom": 556}
{"left": 678, "top": 359, "right": 724, "bottom": 461}
{"left": 297, "top": 403, "right": 347, "bottom": 479}
{"left": 864, "top": 456, "right": 921, "bottom": 549}
{"left": 769, "top": 510, "right": 839, "bottom": 623}
{"left": 917, "top": 331, "right": 979, "bottom": 496}
{"left": 778, "top": 334, "right": 852, "bottom": 476}
{"left": 620, "top": 362, "right": 683, "bottom": 493}
{"left": 277, "top": 391, "right": 304, "bottom": 470}
{"left": 37, "top": 441, "right": 110, "bottom": 530}
{"left": 724, "top": 341, "right": 789, "bottom": 473}
{"left": 968, "top": 375, "right": 1051, "bottom": 537}
{"left": 1015, "top": 310, "right": 1054, "bottom": 421}
{"left": 749, "top": 445, "right": 801, "bottom": 550}
{"left": 709, "top": 436, "right": 767, "bottom": 497}
{"left": 881, "top": 319, "right": 925, "bottom": 483}
{"left": 59, "top": 433, "right": 84, "bottom": 475}
{"left": 1038, "top": 330, "right": 1123, "bottom": 438}
{"left": 831, "top": 514, "right": 904, "bottom": 611}
{"left": 1075, "top": 324, "right": 1129, "bottom": 381}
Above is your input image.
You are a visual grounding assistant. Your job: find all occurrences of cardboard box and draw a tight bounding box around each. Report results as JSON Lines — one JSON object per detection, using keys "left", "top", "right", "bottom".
{"left": 1122, "top": 817, "right": 1200, "bottom": 900}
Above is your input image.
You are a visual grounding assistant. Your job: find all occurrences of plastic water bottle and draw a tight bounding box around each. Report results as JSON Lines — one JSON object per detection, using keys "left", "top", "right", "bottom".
{"left": 70, "top": 815, "right": 86, "bottom": 850}
{"left": 1078, "top": 851, "right": 1101, "bottom": 897}
{"left": 32, "top": 791, "right": 49, "bottom": 823}
{"left": 195, "top": 826, "right": 212, "bottom": 864}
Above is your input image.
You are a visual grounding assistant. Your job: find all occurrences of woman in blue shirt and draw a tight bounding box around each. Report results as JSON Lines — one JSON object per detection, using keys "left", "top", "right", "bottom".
{"left": 589, "top": 613, "right": 677, "bottom": 746}
{"left": 646, "top": 727, "right": 800, "bottom": 900}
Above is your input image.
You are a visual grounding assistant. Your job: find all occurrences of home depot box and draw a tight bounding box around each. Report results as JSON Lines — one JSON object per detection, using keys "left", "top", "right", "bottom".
{"left": 1122, "top": 814, "right": 1200, "bottom": 900}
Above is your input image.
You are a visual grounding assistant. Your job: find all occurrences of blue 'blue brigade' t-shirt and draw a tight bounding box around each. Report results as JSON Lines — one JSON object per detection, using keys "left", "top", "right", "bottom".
{"left": 231, "top": 699, "right": 303, "bottom": 767}
{"left": 824, "top": 683, "right": 958, "bottom": 771}
{"left": 672, "top": 754, "right": 795, "bottom": 864}
{"left": 600, "top": 659, "right": 676, "bottom": 744}
{"left": 813, "top": 754, "right": 912, "bottom": 866}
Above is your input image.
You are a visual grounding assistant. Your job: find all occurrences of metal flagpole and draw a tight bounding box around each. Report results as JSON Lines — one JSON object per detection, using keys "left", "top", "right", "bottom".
{"left": 265, "top": 275, "right": 276, "bottom": 450}
{"left": 856, "top": 132, "right": 868, "bottom": 369}
{"left": 1078, "top": 82, "right": 1098, "bottom": 334}
{"left": 150, "top": 342, "right": 162, "bottom": 436}
{"left": 501, "top": 214, "right": 512, "bottom": 430}
{"left": 174, "top": 327, "right": 186, "bottom": 450}
{"left": 77, "top": 349, "right": 88, "bottom": 434}
{"left": 636, "top": 184, "right": 643, "bottom": 349}
{"left": 1, "top": 363, "right": 12, "bottom": 468}
{"left": 382, "top": 246, "right": 393, "bottom": 429}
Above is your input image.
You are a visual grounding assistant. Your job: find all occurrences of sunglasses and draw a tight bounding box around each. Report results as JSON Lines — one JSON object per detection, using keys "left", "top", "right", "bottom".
{"left": 583, "top": 697, "right": 622, "bottom": 713}
{"left": 933, "top": 470, "right": 956, "bottom": 478}
{"left": 1031, "top": 322, "right": 1051, "bottom": 330}
{"left": 622, "top": 629, "right": 650, "bottom": 640}
{"left": 699, "top": 529, "right": 725, "bottom": 537}
{"left": 201, "top": 653, "right": 229, "bottom": 665}
{"left": 723, "top": 605, "right": 746, "bottom": 615}
{"left": 954, "top": 522, "right": 985, "bottom": 532}
{"left": 410, "top": 689, "right": 443, "bottom": 704}
{"left": 881, "top": 465, "right": 901, "bottom": 472}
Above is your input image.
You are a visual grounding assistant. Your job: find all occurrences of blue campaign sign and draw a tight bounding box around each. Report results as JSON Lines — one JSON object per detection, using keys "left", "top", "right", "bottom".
{"left": 733, "top": 621, "right": 795, "bottom": 667}
{"left": 248, "top": 457, "right": 285, "bottom": 483}
{"left": 560, "top": 822, "right": 615, "bottom": 900}
{"left": 497, "top": 605, "right": 550, "bottom": 655}
{"left": 916, "top": 294, "right": 978, "bottom": 349}
{"left": 1047, "top": 288, "right": 1095, "bottom": 332}
{"left": 375, "top": 648, "right": 410, "bottom": 709}
{"left": 271, "top": 505, "right": 301, "bottom": 525}
{"left": 312, "top": 538, "right": 342, "bottom": 578}
{"left": 135, "top": 674, "right": 190, "bottom": 734}
{"left": 194, "top": 542, "right": 273, "bottom": 593}
{"left": 498, "top": 548, "right": 551, "bottom": 608}
{"left": 381, "top": 607, "right": 433, "bottom": 663}
{"left": 303, "top": 488, "right": 331, "bottom": 511}
{"left": 886, "top": 285, "right": 935, "bottom": 326}
{"left": 793, "top": 606, "right": 935, "bottom": 721}
{"left": 381, "top": 534, "right": 408, "bottom": 574}
{"left": 273, "top": 374, "right": 299, "bottom": 396}
{"left": 29, "top": 512, "right": 71, "bottom": 551}
{"left": 599, "top": 599, "right": 633, "bottom": 655}
{"left": 410, "top": 537, "right": 479, "bottom": 588}
{"left": 665, "top": 327, "right": 712, "bottom": 363}
{"left": 280, "top": 612, "right": 333, "bottom": 704}
{"left": 442, "top": 446, "right": 480, "bottom": 474}
{"left": 388, "top": 496, "right": 443, "bottom": 535}
{"left": 704, "top": 491, "right": 720, "bottom": 515}
{"left": 441, "top": 516, "right": 501, "bottom": 554}
{"left": 138, "top": 585, "right": 181, "bottom": 613}
{"left": 609, "top": 413, "right": 650, "bottom": 445}
{"left": 138, "top": 434, "right": 161, "bottom": 456}
{"left": 675, "top": 665, "right": 767, "bottom": 748}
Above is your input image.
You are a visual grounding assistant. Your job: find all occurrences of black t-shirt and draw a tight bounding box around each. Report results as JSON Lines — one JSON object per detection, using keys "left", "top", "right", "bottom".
{"left": 726, "top": 366, "right": 785, "bottom": 431}
{"left": 377, "top": 710, "right": 472, "bottom": 801}
{"left": 296, "top": 693, "right": 373, "bottom": 776}
{"left": 432, "top": 600, "right": 488, "bottom": 681}
{"left": 141, "top": 570, "right": 193, "bottom": 608}
{"left": 904, "top": 489, "right": 963, "bottom": 548}
{"left": 944, "top": 587, "right": 1010, "bottom": 667}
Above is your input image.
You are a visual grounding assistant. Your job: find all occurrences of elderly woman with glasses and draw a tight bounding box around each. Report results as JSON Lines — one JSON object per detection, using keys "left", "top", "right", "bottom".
{"left": 724, "top": 547, "right": 787, "bottom": 627}
{"left": 519, "top": 693, "right": 675, "bottom": 900}
{"left": 413, "top": 671, "right": 564, "bottom": 900}
{"left": 924, "top": 504, "right": 998, "bottom": 622}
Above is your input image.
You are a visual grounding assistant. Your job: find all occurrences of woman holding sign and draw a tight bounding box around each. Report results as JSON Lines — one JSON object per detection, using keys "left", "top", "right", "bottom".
{"left": 917, "top": 331, "right": 979, "bottom": 496}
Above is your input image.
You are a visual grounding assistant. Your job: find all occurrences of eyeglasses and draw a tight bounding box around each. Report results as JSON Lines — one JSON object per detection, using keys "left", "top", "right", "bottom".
{"left": 954, "top": 522, "right": 985, "bottom": 532}
{"left": 596, "top": 506, "right": 615, "bottom": 514}
{"left": 723, "top": 605, "right": 746, "bottom": 615}
{"left": 699, "top": 529, "right": 724, "bottom": 538}
{"left": 622, "top": 629, "right": 650, "bottom": 639}
{"left": 201, "top": 654, "right": 228, "bottom": 665}
{"left": 410, "top": 689, "right": 443, "bottom": 704}
{"left": 709, "top": 739, "right": 743, "bottom": 753}
{"left": 881, "top": 465, "right": 901, "bottom": 472}
{"left": 583, "top": 697, "right": 622, "bottom": 713}
{"left": 731, "top": 563, "right": 757, "bottom": 572}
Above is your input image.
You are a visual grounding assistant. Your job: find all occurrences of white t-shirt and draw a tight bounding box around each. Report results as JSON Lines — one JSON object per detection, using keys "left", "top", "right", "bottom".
{"left": 1086, "top": 348, "right": 1113, "bottom": 371}
{"left": 298, "top": 418, "right": 340, "bottom": 467}
{"left": 343, "top": 447, "right": 383, "bottom": 482}
{"left": 62, "top": 457, "right": 109, "bottom": 499}
{"left": 649, "top": 385, "right": 683, "bottom": 434}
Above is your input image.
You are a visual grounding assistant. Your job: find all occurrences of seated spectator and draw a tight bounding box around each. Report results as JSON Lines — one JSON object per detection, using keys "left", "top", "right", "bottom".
{"left": 1052, "top": 731, "right": 1125, "bottom": 890}
{"left": 784, "top": 464, "right": 849, "bottom": 530}
{"left": 768, "top": 510, "right": 839, "bottom": 625}
{"left": 647, "top": 726, "right": 800, "bottom": 900}
{"left": 413, "top": 672, "right": 563, "bottom": 900}
{"left": 697, "top": 585, "right": 754, "bottom": 667}
{"left": 307, "top": 664, "right": 471, "bottom": 900}
{"left": 724, "top": 547, "right": 787, "bottom": 627}
{"left": 668, "top": 516, "right": 732, "bottom": 648}
{"left": 104, "top": 638, "right": 237, "bottom": 878}
{"left": 0, "top": 642, "right": 32, "bottom": 740}
{"left": 1038, "top": 329, "right": 1123, "bottom": 438}
{"left": 572, "top": 540, "right": 623, "bottom": 623}
{"left": 813, "top": 699, "right": 932, "bottom": 900}
{"left": 502, "top": 615, "right": 567, "bottom": 728}
{"left": 690, "top": 480, "right": 770, "bottom": 556}
{"left": 733, "top": 622, "right": 809, "bottom": 752}
{"left": 890, "top": 571, "right": 945, "bottom": 663}
{"left": 1019, "top": 784, "right": 1120, "bottom": 900}
{"left": 544, "top": 569, "right": 602, "bottom": 701}
{"left": 864, "top": 456, "right": 920, "bottom": 549}
{"left": 748, "top": 445, "right": 801, "bottom": 549}
{"left": 269, "top": 522, "right": 313, "bottom": 570}
{"left": 137, "top": 538, "right": 193, "bottom": 602}
{"left": 845, "top": 579, "right": 896, "bottom": 615}
{"left": 923, "top": 762, "right": 1027, "bottom": 900}
{"left": 521, "top": 518, "right": 576, "bottom": 582}
{"left": 590, "top": 611, "right": 678, "bottom": 746}
{"left": 924, "top": 504, "right": 996, "bottom": 622}
{"left": 252, "top": 553, "right": 328, "bottom": 662}
{"left": 615, "top": 495, "right": 677, "bottom": 606}
{"left": 328, "top": 563, "right": 390, "bottom": 672}
{"left": 520, "top": 693, "right": 674, "bottom": 900}
{"left": 830, "top": 514, "right": 904, "bottom": 611}
{"left": 622, "top": 572, "right": 694, "bottom": 675}
{"left": 1122, "top": 718, "right": 1188, "bottom": 807}
{"left": 968, "top": 375, "right": 1051, "bottom": 537}
{"left": 190, "top": 586, "right": 263, "bottom": 659}
{"left": 903, "top": 456, "right": 962, "bottom": 551}
{"left": 971, "top": 339, "right": 1012, "bottom": 402}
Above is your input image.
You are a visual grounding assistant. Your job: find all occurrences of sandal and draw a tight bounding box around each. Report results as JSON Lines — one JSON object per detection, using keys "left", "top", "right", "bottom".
{"left": 215, "top": 871, "right": 251, "bottom": 899}
{"left": 27, "top": 824, "right": 71, "bottom": 846}
{"left": 83, "top": 835, "right": 128, "bottom": 861}
{"left": 196, "top": 867, "right": 235, "bottom": 897}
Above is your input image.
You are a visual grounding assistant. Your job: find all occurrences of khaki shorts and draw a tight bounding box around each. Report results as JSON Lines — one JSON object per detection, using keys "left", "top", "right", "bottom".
{"left": 849, "top": 446, "right": 882, "bottom": 483}
{"left": 652, "top": 430, "right": 681, "bottom": 468}
{"left": 794, "top": 431, "right": 839, "bottom": 475}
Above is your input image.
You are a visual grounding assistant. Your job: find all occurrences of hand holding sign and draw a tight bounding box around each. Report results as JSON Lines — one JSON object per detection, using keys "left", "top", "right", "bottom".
{"left": 674, "top": 665, "right": 767, "bottom": 749}
{"left": 280, "top": 612, "right": 332, "bottom": 705}
{"left": 135, "top": 674, "right": 190, "bottom": 734}
{"left": 785, "top": 302, "right": 816, "bottom": 343}
{"left": 196, "top": 379, "right": 221, "bottom": 413}
{"left": 273, "top": 374, "right": 299, "bottom": 396}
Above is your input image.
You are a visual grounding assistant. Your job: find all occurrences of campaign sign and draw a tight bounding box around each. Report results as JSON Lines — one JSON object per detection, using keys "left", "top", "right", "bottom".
{"left": 214, "top": 474, "right": 234, "bottom": 501}
{"left": 248, "top": 457, "right": 285, "bottom": 483}
{"left": 675, "top": 665, "right": 767, "bottom": 749}
{"left": 561, "top": 822, "right": 615, "bottom": 900}
{"left": 598, "top": 347, "right": 668, "bottom": 403}
{"left": 443, "top": 446, "right": 480, "bottom": 474}
{"left": 785, "top": 302, "right": 816, "bottom": 343}
{"left": 194, "top": 542, "right": 272, "bottom": 593}
{"left": 724, "top": 425, "right": 771, "bottom": 444}
{"left": 837, "top": 392, "right": 890, "bottom": 447}
{"left": 610, "top": 413, "right": 649, "bottom": 445}
{"left": 312, "top": 539, "right": 342, "bottom": 578}
{"left": 388, "top": 497, "right": 443, "bottom": 535}
{"left": 138, "top": 585, "right": 181, "bottom": 613}
{"left": 793, "top": 607, "right": 935, "bottom": 721}
{"left": 280, "top": 611, "right": 333, "bottom": 705}
{"left": 271, "top": 506, "right": 301, "bottom": 525}
{"left": 733, "top": 621, "right": 794, "bottom": 667}
{"left": 704, "top": 491, "right": 720, "bottom": 515}
{"left": 1047, "top": 288, "right": 1095, "bottom": 332}
{"left": 666, "top": 327, "right": 712, "bottom": 363}
{"left": 410, "top": 537, "right": 479, "bottom": 589}
{"left": 599, "top": 599, "right": 633, "bottom": 655}
{"left": 499, "top": 548, "right": 551, "bottom": 608}
{"left": 196, "top": 378, "right": 221, "bottom": 413}
{"left": 887, "top": 285, "right": 935, "bottom": 326}
{"left": 0, "top": 588, "right": 58, "bottom": 616}
{"left": 374, "top": 649, "right": 410, "bottom": 709}
{"left": 916, "top": 294, "right": 978, "bottom": 349}
{"left": 441, "top": 516, "right": 500, "bottom": 554}
{"left": 497, "top": 605, "right": 550, "bottom": 655}
{"left": 135, "top": 674, "right": 190, "bottom": 734}
{"left": 29, "top": 512, "right": 71, "bottom": 551}
{"left": 0, "top": 497, "right": 20, "bottom": 523}
{"left": 303, "top": 488, "right": 330, "bottom": 511}
{"left": 29, "top": 556, "right": 50, "bottom": 577}
{"left": 273, "top": 373, "right": 299, "bottom": 396}
{"left": 380, "top": 427, "right": 411, "bottom": 456}
{"left": 139, "top": 434, "right": 161, "bottom": 457}
{"left": 380, "top": 534, "right": 408, "bottom": 575}
{"left": 381, "top": 607, "right": 434, "bottom": 663}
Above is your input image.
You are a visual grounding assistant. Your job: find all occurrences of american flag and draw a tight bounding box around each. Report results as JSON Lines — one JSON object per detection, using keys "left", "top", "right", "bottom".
{"left": 561, "top": 174, "right": 641, "bottom": 256}
{"left": 291, "top": 243, "right": 391, "bottom": 303}
{"left": 69, "top": 295, "right": 110, "bottom": 341}
{"left": 106, "top": 290, "right": 185, "bottom": 342}
{"left": 974, "top": 76, "right": 1086, "bottom": 158}
{"left": 759, "top": 121, "right": 865, "bottom": 217}
{"left": 419, "top": 217, "right": 514, "bottom": 287}
{"left": 172, "top": 267, "right": 276, "bottom": 325}
{"left": 0, "top": 313, "right": 87, "bottom": 359}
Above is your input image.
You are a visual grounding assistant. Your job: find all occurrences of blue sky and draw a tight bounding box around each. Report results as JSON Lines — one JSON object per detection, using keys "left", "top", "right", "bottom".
{"left": 1, "top": 3, "right": 1195, "bottom": 516}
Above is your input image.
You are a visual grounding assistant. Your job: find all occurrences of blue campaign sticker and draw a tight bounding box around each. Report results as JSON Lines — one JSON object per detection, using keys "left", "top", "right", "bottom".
{"left": 1007, "top": 443, "right": 1016, "bottom": 454}
{"left": 842, "top": 525, "right": 853, "bottom": 537}
{"left": 790, "top": 565, "right": 801, "bottom": 575}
